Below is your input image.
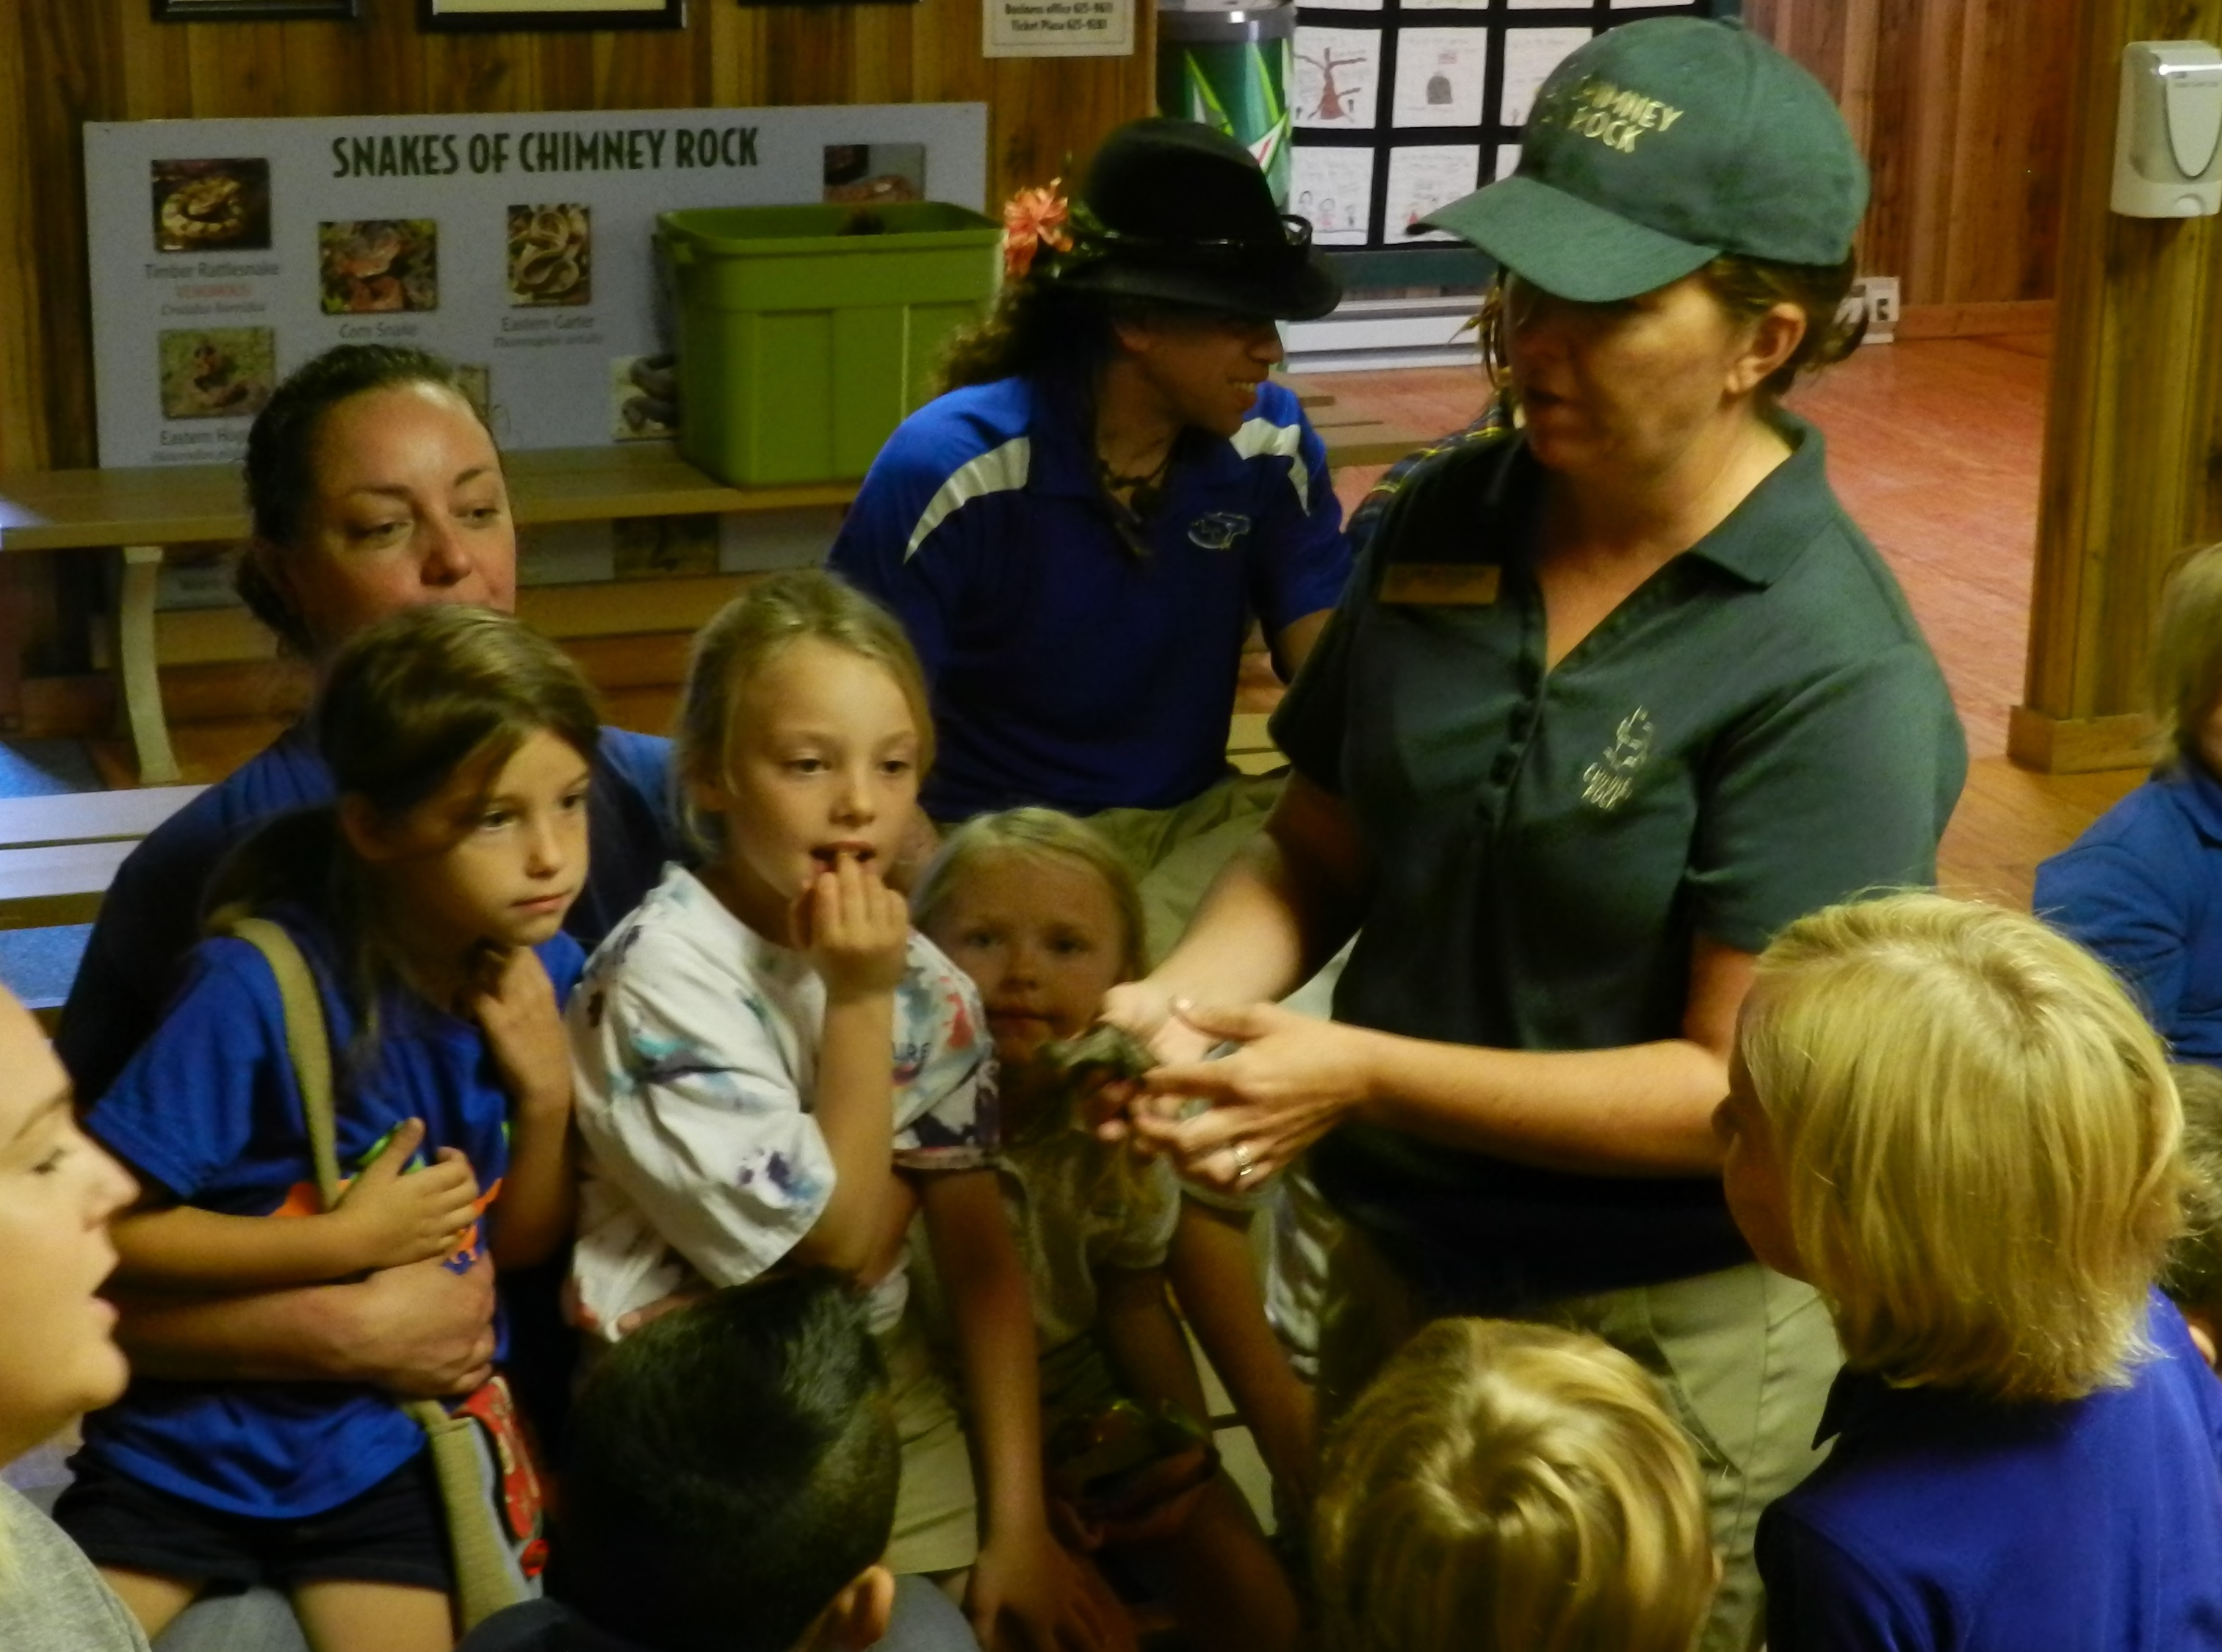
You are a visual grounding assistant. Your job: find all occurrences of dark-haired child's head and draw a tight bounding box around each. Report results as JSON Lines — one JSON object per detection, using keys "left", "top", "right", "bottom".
{"left": 208, "top": 605, "right": 599, "bottom": 1010}
{"left": 320, "top": 603, "right": 599, "bottom": 962}
{"left": 557, "top": 1272, "right": 901, "bottom": 1652}
{"left": 2163, "top": 1064, "right": 2222, "bottom": 1369}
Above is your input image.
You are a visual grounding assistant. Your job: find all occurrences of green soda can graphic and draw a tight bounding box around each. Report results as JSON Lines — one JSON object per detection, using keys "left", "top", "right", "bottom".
{"left": 1157, "top": 0, "right": 1296, "bottom": 208}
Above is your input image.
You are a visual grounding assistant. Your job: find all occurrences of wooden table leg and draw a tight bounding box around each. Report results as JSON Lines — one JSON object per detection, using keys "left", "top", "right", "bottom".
{"left": 118, "top": 544, "right": 180, "bottom": 785}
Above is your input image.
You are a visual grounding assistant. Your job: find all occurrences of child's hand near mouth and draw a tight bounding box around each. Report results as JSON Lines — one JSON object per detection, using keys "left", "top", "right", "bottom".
{"left": 792, "top": 848, "right": 910, "bottom": 1002}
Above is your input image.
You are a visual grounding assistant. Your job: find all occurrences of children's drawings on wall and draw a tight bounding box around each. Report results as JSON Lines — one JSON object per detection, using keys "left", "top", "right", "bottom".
{"left": 1289, "top": 5, "right": 1710, "bottom": 251}
{"left": 1292, "top": 145, "right": 1374, "bottom": 244}
{"left": 1296, "top": 29, "right": 1382, "bottom": 129}
{"left": 1385, "top": 145, "right": 1478, "bottom": 242}
{"left": 1392, "top": 29, "right": 1488, "bottom": 128}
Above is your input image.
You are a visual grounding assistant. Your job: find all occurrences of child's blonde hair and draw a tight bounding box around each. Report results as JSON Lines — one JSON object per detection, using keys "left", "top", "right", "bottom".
{"left": 1313, "top": 1319, "right": 1714, "bottom": 1652}
{"left": 2161, "top": 1064, "right": 2222, "bottom": 1320}
{"left": 675, "top": 569, "right": 932, "bottom": 858}
{"left": 1743, "top": 891, "right": 2184, "bottom": 1404}
{"left": 2150, "top": 542, "right": 2222, "bottom": 768}
{"left": 911, "top": 808, "right": 1147, "bottom": 981}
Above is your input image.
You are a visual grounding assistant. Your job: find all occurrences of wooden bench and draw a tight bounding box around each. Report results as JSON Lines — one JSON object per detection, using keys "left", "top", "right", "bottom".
{"left": 0, "top": 786, "right": 208, "bottom": 1029}
{"left": 0, "top": 786, "right": 207, "bottom": 932}
{"left": 0, "top": 447, "right": 851, "bottom": 787}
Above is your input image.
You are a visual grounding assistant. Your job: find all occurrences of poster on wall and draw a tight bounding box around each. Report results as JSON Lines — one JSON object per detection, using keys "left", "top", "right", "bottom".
{"left": 982, "top": 0, "right": 1133, "bottom": 57}
{"left": 1391, "top": 29, "right": 1489, "bottom": 128}
{"left": 1291, "top": 146, "right": 1374, "bottom": 244}
{"left": 1501, "top": 26, "right": 1595, "bottom": 124}
{"left": 86, "top": 104, "right": 987, "bottom": 468}
{"left": 1384, "top": 145, "right": 1477, "bottom": 241}
{"left": 1295, "top": 28, "right": 1382, "bottom": 129}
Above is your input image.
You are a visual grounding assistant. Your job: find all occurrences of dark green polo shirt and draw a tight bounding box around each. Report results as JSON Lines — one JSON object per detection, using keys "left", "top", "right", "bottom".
{"left": 1272, "top": 415, "right": 1966, "bottom": 1307}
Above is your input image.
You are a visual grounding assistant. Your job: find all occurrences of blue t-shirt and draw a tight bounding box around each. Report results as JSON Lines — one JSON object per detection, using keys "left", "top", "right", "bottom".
{"left": 77, "top": 909, "right": 586, "bottom": 1521}
{"left": 59, "top": 724, "right": 674, "bottom": 1104}
{"left": 2035, "top": 762, "right": 2222, "bottom": 1067}
{"left": 1757, "top": 1293, "right": 2222, "bottom": 1651}
{"left": 827, "top": 374, "right": 1351, "bottom": 820}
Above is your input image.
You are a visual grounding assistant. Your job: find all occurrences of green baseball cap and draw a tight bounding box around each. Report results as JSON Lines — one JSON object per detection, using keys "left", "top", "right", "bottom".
{"left": 1421, "top": 18, "right": 1868, "bottom": 303}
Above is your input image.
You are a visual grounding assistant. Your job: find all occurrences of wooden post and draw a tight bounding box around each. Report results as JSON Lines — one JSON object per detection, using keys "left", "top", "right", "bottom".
{"left": 2013, "top": 0, "right": 2222, "bottom": 773}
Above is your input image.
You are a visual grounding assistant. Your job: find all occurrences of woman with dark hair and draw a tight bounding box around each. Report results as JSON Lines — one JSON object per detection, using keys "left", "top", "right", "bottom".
{"left": 54, "top": 345, "right": 675, "bottom": 1449}
{"left": 1100, "top": 21, "right": 1967, "bottom": 1651}
{"left": 62, "top": 345, "right": 675, "bottom": 1106}
{"left": 829, "top": 118, "right": 1352, "bottom": 963}
{"left": 63, "top": 347, "right": 675, "bottom": 1106}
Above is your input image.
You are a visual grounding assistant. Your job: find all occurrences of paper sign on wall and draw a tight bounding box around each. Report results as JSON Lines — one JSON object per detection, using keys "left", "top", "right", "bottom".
{"left": 84, "top": 104, "right": 988, "bottom": 469}
{"left": 1392, "top": 29, "right": 1490, "bottom": 128}
{"left": 1296, "top": 28, "right": 1383, "bottom": 129}
{"left": 1292, "top": 145, "right": 1375, "bottom": 243}
{"left": 984, "top": 0, "right": 1134, "bottom": 57}
{"left": 1501, "top": 28, "right": 1593, "bottom": 125}
{"left": 1384, "top": 145, "right": 1479, "bottom": 242}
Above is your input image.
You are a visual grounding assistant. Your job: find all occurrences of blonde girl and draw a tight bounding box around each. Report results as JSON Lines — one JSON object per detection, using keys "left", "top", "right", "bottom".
{"left": 1720, "top": 892, "right": 2222, "bottom": 1651}
{"left": 54, "top": 605, "right": 596, "bottom": 1652}
{"left": 1313, "top": 1317, "right": 1714, "bottom": 1652}
{"left": 913, "top": 808, "right": 1301, "bottom": 1651}
{"left": 569, "top": 571, "right": 1108, "bottom": 1652}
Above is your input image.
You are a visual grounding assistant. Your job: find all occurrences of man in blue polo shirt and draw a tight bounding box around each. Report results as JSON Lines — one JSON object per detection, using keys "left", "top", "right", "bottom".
{"left": 829, "top": 119, "right": 1352, "bottom": 957}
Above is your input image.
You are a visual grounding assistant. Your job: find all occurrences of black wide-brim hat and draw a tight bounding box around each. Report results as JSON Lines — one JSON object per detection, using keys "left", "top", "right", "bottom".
{"left": 1052, "top": 118, "right": 1341, "bottom": 322}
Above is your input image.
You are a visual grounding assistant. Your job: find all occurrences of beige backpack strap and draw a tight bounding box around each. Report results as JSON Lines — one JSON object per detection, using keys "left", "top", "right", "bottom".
{"left": 223, "top": 914, "right": 528, "bottom": 1629}
{"left": 224, "top": 917, "right": 342, "bottom": 1211}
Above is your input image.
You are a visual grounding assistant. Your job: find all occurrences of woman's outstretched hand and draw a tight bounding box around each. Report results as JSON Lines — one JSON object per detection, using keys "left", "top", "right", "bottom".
{"left": 1129, "top": 1001, "right": 1377, "bottom": 1191}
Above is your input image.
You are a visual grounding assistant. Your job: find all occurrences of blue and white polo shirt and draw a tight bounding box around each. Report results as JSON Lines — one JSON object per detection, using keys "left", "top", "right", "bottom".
{"left": 828, "top": 373, "right": 1351, "bottom": 820}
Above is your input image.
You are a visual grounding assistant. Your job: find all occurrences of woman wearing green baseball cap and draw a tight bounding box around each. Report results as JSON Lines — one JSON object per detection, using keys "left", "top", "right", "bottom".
{"left": 1100, "top": 18, "right": 1966, "bottom": 1648}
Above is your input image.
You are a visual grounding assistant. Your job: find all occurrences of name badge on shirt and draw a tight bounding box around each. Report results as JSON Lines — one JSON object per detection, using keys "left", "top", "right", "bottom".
{"left": 1381, "top": 563, "right": 1502, "bottom": 606}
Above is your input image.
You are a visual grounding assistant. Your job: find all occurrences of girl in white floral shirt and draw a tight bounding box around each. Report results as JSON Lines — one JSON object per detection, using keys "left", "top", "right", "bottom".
{"left": 569, "top": 571, "right": 1115, "bottom": 1652}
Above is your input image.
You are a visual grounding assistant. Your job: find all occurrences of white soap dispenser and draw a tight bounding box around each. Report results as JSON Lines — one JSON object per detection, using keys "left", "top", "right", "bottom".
{"left": 2113, "top": 40, "right": 2222, "bottom": 218}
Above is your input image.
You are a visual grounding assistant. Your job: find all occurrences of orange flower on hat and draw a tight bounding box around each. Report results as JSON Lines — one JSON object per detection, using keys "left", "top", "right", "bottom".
{"left": 1002, "top": 179, "right": 1072, "bottom": 281}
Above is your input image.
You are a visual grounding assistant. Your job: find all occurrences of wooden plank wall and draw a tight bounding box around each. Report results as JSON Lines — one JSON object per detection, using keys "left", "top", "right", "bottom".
{"left": 0, "top": 4, "right": 1155, "bottom": 476}
{"left": 2011, "top": 0, "right": 2222, "bottom": 772}
{"left": 1745, "top": 0, "right": 2074, "bottom": 309}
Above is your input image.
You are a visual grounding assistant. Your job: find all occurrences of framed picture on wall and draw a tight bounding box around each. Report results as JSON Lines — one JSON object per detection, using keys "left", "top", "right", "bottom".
{"left": 154, "top": 0, "right": 359, "bottom": 18}
{"left": 419, "top": 0, "right": 685, "bottom": 29}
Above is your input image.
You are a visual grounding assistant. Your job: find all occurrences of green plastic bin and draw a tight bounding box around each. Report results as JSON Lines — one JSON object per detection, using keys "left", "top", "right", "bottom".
{"left": 659, "top": 202, "right": 1001, "bottom": 487}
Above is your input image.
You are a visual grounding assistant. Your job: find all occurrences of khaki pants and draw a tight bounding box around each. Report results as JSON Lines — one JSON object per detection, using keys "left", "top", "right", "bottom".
{"left": 1319, "top": 1220, "right": 1838, "bottom": 1652}
{"left": 880, "top": 1311, "right": 981, "bottom": 1576}
{"left": 1086, "top": 773, "right": 1285, "bottom": 966}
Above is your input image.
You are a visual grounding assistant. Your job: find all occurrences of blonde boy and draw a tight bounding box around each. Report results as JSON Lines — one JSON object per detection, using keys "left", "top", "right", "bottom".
{"left": 1312, "top": 1318, "right": 1714, "bottom": 1652}
{"left": 1718, "top": 892, "right": 2222, "bottom": 1651}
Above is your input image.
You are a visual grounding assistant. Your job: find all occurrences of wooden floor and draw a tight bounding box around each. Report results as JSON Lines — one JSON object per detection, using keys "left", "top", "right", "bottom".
{"left": 97, "top": 333, "right": 2129, "bottom": 912}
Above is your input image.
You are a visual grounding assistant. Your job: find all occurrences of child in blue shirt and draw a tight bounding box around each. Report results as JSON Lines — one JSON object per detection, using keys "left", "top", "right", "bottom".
{"left": 55, "top": 605, "right": 599, "bottom": 1652}
{"left": 1717, "top": 892, "right": 2222, "bottom": 1652}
